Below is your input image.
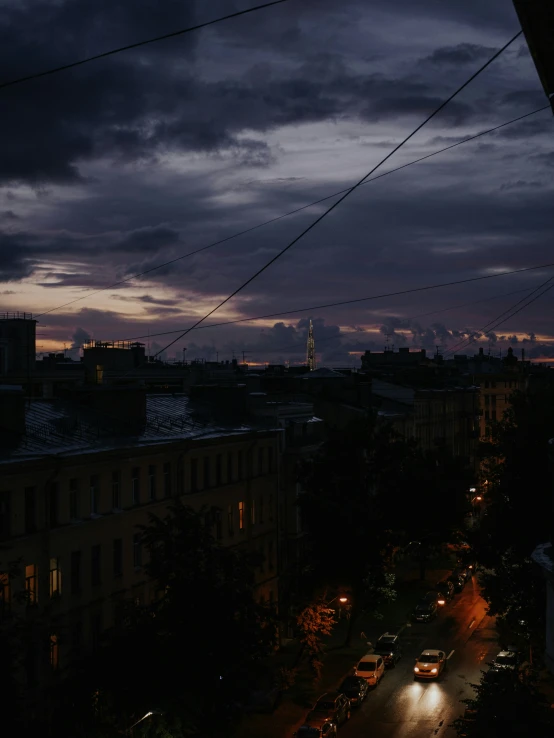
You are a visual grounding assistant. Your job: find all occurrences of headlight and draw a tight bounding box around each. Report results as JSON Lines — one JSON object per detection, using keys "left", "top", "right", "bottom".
{"left": 438, "top": 599, "right": 445, "bottom": 605}
{"left": 414, "top": 667, "right": 420, "bottom": 672}
{"left": 431, "top": 668, "right": 438, "bottom": 673}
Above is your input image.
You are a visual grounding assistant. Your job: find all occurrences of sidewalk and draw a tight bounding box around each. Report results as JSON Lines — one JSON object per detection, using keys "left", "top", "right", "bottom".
{"left": 237, "top": 553, "right": 456, "bottom": 738}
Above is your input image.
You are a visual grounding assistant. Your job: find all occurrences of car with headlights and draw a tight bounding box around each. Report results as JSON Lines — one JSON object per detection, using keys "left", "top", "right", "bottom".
{"left": 411, "top": 600, "right": 438, "bottom": 622}
{"left": 413, "top": 649, "right": 447, "bottom": 679}
{"left": 294, "top": 716, "right": 337, "bottom": 738}
{"left": 435, "top": 580, "right": 454, "bottom": 605}
{"left": 338, "top": 676, "right": 369, "bottom": 707}
{"left": 309, "top": 693, "right": 351, "bottom": 726}
{"left": 373, "top": 632, "right": 402, "bottom": 668}
{"left": 354, "top": 653, "right": 385, "bottom": 686}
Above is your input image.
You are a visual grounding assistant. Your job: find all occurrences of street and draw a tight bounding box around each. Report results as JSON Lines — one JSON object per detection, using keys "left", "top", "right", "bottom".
{"left": 339, "top": 577, "right": 497, "bottom": 738}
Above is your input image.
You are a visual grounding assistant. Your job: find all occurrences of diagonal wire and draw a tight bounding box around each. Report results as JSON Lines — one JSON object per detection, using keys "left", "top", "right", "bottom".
{"left": 443, "top": 275, "right": 554, "bottom": 357}
{"left": 118, "top": 261, "right": 553, "bottom": 343}
{"left": 34, "top": 103, "right": 550, "bottom": 320}
{"left": 0, "top": 0, "right": 295, "bottom": 91}
{"left": 143, "top": 29, "right": 523, "bottom": 362}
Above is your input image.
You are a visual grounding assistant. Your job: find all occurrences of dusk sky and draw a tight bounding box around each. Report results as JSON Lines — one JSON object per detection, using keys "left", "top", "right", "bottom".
{"left": 1, "top": 0, "right": 553, "bottom": 366}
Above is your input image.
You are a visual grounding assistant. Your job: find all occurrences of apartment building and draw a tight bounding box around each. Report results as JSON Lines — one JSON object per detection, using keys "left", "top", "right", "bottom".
{"left": 0, "top": 390, "right": 280, "bottom": 682}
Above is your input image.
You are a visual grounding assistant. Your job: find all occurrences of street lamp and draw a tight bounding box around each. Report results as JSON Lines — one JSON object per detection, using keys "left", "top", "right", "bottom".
{"left": 326, "top": 594, "right": 349, "bottom": 619}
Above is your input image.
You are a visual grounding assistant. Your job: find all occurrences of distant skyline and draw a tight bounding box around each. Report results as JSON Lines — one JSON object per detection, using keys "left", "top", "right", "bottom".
{"left": 1, "top": 0, "right": 553, "bottom": 365}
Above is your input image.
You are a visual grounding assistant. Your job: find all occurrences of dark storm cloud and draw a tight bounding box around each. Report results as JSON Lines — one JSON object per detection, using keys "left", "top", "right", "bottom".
{"left": 70, "top": 326, "right": 91, "bottom": 349}
{"left": 423, "top": 43, "right": 497, "bottom": 66}
{"left": 114, "top": 225, "right": 181, "bottom": 253}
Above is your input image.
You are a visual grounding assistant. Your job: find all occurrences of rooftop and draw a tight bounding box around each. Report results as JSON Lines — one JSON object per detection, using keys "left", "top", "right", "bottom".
{"left": 2, "top": 393, "right": 279, "bottom": 463}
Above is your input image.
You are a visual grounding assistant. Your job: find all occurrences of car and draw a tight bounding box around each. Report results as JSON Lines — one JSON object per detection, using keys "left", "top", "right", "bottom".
{"left": 447, "top": 572, "right": 465, "bottom": 593}
{"left": 411, "top": 601, "right": 438, "bottom": 622}
{"left": 338, "top": 676, "right": 369, "bottom": 707}
{"left": 490, "top": 649, "right": 520, "bottom": 672}
{"left": 373, "top": 633, "right": 402, "bottom": 668}
{"left": 435, "top": 580, "right": 454, "bottom": 605}
{"left": 421, "top": 590, "right": 440, "bottom": 605}
{"left": 294, "top": 717, "right": 337, "bottom": 737}
{"left": 413, "top": 649, "right": 447, "bottom": 679}
{"left": 310, "top": 692, "right": 351, "bottom": 726}
{"left": 452, "top": 566, "right": 472, "bottom": 584}
{"left": 354, "top": 653, "right": 385, "bottom": 686}
{"left": 457, "top": 707, "right": 478, "bottom": 737}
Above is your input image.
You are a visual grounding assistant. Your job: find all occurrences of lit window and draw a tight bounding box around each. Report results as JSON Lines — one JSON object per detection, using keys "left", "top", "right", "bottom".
{"left": 25, "top": 564, "right": 37, "bottom": 603}
{"left": 49, "top": 557, "right": 62, "bottom": 597}
{"left": 50, "top": 634, "right": 59, "bottom": 670}
{"left": 238, "top": 501, "right": 244, "bottom": 530}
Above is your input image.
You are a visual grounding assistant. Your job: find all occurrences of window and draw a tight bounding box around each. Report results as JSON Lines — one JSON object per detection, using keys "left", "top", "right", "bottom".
{"left": 49, "top": 557, "right": 62, "bottom": 597}
{"left": 0, "top": 490, "right": 11, "bottom": 540}
{"left": 0, "top": 572, "right": 11, "bottom": 618}
{"left": 113, "top": 539, "right": 123, "bottom": 577}
{"left": 25, "top": 564, "right": 37, "bottom": 603}
{"left": 112, "top": 471, "right": 121, "bottom": 509}
{"left": 133, "top": 534, "right": 143, "bottom": 568}
{"left": 492, "top": 410, "right": 497, "bottom": 422}
{"left": 163, "top": 462, "right": 171, "bottom": 497}
{"left": 190, "top": 458, "right": 198, "bottom": 492}
{"left": 485, "top": 410, "right": 490, "bottom": 422}
{"left": 269, "top": 494, "right": 274, "bottom": 522}
{"left": 258, "top": 447, "right": 264, "bottom": 475}
{"left": 69, "top": 479, "right": 79, "bottom": 520}
{"left": 91, "top": 545, "right": 101, "bottom": 586}
{"left": 24, "top": 486, "right": 37, "bottom": 534}
{"left": 70, "top": 551, "right": 81, "bottom": 595}
{"left": 259, "top": 495, "right": 264, "bottom": 524}
{"left": 47, "top": 482, "right": 59, "bottom": 527}
{"left": 50, "top": 634, "right": 59, "bottom": 670}
{"left": 132, "top": 467, "right": 140, "bottom": 505}
{"left": 484, "top": 394, "right": 490, "bottom": 406}
{"left": 215, "top": 509, "right": 222, "bottom": 540}
{"left": 203, "top": 457, "right": 211, "bottom": 488}
{"left": 259, "top": 545, "right": 265, "bottom": 573}
{"left": 238, "top": 450, "right": 244, "bottom": 479}
{"left": 90, "top": 475, "right": 99, "bottom": 515}
{"left": 227, "top": 452, "right": 233, "bottom": 482}
{"left": 491, "top": 394, "right": 497, "bottom": 407}
{"left": 251, "top": 498, "right": 256, "bottom": 525}
{"left": 239, "top": 501, "right": 245, "bottom": 531}
{"left": 148, "top": 465, "right": 156, "bottom": 500}
{"left": 227, "top": 505, "right": 234, "bottom": 536}
{"left": 268, "top": 447, "right": 274, "bottom": 472}
{"left": 268, "top": 539, "right": 274, "bottom": 571}
{"left": 216, "top": 454, "right": 222, "bottom": 485}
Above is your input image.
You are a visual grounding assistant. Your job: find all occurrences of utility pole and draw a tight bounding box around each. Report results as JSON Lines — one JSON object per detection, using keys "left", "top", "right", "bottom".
{"left": 242, "top": 350, "right": 249, "bottom": 364}
{"left": 306, "top": 320, "right": 316, "bottom": 371}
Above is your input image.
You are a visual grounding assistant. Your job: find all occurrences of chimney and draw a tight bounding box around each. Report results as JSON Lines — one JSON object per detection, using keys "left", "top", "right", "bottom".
{"left": 0, "top": 385, "right": 26, "bottom": 447}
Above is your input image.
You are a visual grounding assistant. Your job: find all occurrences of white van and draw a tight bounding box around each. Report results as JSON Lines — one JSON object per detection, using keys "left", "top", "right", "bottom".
{"left": 354, "top": 653, "right": 385, "bottom": 686}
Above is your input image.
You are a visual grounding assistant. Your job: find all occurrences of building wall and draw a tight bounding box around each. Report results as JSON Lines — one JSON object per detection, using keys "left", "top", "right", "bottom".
{"left": 477, "top": 373, "right": 527, "bottom": 439}
{"left": 0, "top": 430, "right": 280, "bottom": 675}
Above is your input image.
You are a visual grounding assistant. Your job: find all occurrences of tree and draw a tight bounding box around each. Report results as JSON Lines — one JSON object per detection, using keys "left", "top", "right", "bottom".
{"left": 475, "top": 386, "right": 554, "bottom": 650}
{"left": 50, "top": 502, "right": 277, "bottom": 738}
{"left": 295, "top": 601, "right": 336, "bottom": 679}
{"left": 451, "top": 668, "right": 553, "bottom": 737}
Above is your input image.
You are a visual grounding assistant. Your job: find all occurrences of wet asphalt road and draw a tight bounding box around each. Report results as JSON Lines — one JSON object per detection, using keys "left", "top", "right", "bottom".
{"left": 339, "top": 576, "right": 499, "bottom": 738}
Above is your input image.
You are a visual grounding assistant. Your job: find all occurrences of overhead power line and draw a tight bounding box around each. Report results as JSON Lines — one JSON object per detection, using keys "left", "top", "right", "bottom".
{"left": 140, "top": 29, "right": 523, "bottom": 364}
{"left": 443, "top": 274, "right": 554, "bottom": 357}
{"left": 119, "top": 262, "right": 554, "bottom": 343}
{"left": 34, "top": 103, "right": 550, "bottom": 320}
{"left": 0, "top": 0, "right": 295, "bottom": 91}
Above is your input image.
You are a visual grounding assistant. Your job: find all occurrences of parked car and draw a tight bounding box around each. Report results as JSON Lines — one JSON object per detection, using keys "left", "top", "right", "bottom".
{"left": 354, "top": 653, "right": 385, "bottom": 686}
{"left": 413, "top": 649, "right": 447, "bottom": 680}
{"left": 294, "top": 717, "right": 337, "bottom": 738}
{"left": 447, "top": 572, "right": 465, "bottom": 593}
{"left": 490, "top": 648, "right": 520, "bottom": 672}
{"left": 310, "top": 692, "right": 351, "bottom": 726}
{"left": 411, "top": 601, "right": 438, "bottom": 622}
{"left": 435, "top": 580, "right": 454, "bottom": 605}
{"left": 373, "top": 633, "right": 402, "bottom": 668}
{"left": 338, "top": 676, "right": 369, "bottom": 707}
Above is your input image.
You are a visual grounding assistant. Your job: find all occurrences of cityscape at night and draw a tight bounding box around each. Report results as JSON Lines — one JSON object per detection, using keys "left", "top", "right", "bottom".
{"left": 1, "top": 1, "right": 554, "bottom": 736}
